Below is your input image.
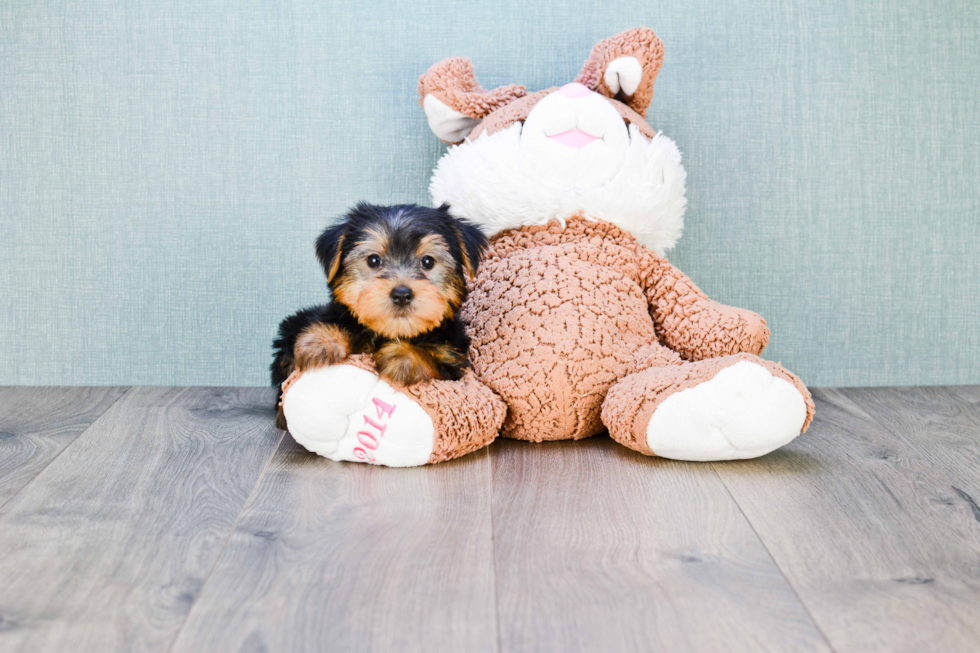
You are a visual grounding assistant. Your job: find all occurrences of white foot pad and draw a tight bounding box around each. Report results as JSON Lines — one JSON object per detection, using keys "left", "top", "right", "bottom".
{"left": 282, "top": 365, "right": 435, "bottom": 467}
{"left": 645, "top": 361, "right": 807, "bottom": 461}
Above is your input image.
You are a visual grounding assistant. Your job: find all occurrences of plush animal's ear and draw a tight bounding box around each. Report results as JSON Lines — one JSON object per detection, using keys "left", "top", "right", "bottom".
{"left": 418, "top": 57, "right": 527, "bottom": 144}
{"left": 575, "top": 28, "right": 665, "bottom": 117}
{"left": 441, "top": 204, "right": 488, "bottom": 278}
{"left": 315, "top": 221, "right": 348, "bottom": 284}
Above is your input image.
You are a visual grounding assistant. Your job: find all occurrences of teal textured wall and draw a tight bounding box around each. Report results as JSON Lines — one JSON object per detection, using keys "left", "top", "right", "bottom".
{"left": 2, "top": 0, "right": 978, "bottom": 387}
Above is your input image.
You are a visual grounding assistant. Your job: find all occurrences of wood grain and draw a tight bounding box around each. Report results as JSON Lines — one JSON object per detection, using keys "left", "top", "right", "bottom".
{"left": 844, "top": 385, "right": 980, "bottom": 495}
{"left": 713, "top": 388, "right": 980, "bottom": 652}
{"left": 0, "top": 386, "right": 127, "bottom": 508}
{"left": 171, "top": 439, "right": 498, "bottom": 653}
{"left": 3, "top": 384, "right": 979, "bottom": 651}
{"left": 0, "top": 387, "right": 283, "bottom": 653}
{"left": 490, "top": 436, "right": 830, "bottom": 653}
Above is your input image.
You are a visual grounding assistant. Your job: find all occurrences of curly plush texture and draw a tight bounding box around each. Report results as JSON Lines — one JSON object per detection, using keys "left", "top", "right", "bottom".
{"left": 458, "top": 217, "right": 811, "bottom": 443}
{"left": 575, "top": 27, "right": 665, "bottom": 117}
{"left": 418, "top": 57, "right": 526, "bottom": 120}
{"left": 466, "top": 89, "right": 554, "bottom": 140}
{"left": 412, "top": 371, "right": 506, "bottom": 463}
{"left": 462, "top": 219, "right": 656, "bottom": 441}
{"left": 633, "top": 246, "right": 772, "bottom": 360}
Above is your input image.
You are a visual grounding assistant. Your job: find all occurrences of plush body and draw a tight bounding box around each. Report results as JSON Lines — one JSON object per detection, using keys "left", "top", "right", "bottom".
{"left": 279, "top": 28, "right": 815, "bottom": 466}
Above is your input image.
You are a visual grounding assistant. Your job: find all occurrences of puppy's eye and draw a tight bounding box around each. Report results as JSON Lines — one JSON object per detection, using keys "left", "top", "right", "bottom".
{"left": 366, "top": 255, "right": 382, "bottom": 269}
{"left": 420, "top": 255, "right": 435, "bottom": 270}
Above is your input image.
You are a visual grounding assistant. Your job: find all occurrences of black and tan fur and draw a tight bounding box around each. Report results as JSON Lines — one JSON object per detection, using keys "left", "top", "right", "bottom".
{"left": 272, "top": 203, "right": 487, "bottom": 428}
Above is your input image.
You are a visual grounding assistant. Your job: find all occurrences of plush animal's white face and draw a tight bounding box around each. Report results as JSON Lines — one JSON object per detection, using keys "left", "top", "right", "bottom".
{"left": 519, "top": 83, "right": 632, "bottom": 189}
{"left": 428, "top": 84, "right": 688, "bottom": 255}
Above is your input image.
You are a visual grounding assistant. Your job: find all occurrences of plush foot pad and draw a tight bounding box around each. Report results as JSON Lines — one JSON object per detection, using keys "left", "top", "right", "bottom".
{"left": 645, "top": 360, "right": 807, "bottom": 461}
{"left": 281, "top": 365, "right": 435, "bottom": 467}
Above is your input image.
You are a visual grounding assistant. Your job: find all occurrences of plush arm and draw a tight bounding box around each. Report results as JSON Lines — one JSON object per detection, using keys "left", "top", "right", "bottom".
{"left": 634, "top": 245, "right": 770, "bottom": 361}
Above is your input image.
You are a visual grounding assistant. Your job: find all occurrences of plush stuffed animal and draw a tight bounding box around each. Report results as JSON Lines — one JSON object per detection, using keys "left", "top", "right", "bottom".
{"left": 280, "top": 27, "right": 814, "bottom": 466}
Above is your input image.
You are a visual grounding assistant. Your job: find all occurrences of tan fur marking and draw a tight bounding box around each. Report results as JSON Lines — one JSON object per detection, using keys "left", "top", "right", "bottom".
{"left": 425, "top": 342, "right": 467, "bottom": 367}
{"left": 439, "top": 278, "right": 465, "bottom": 311}
{"left": 337, "top": 276, "right": 450, "bottom": 339}
{"left": 376, "top": 340, "right": 438, "bottom": 386}
{"left": 326, "top": 233, "right": 345, "bottom": 283}
{"left": 355, "top": 228, "right": 389, "bottom": 260}
{"left": 293, "top": 323, "right": 349, "bottom": 371}
{"left": 417, "top": 233, "right": 450, "bottom": 260}
{"left": 330, "top": 274, "right": 359, "bottom": 311}
{"left": 418, "top": 233, "right": 466, "bottom": 308}
{"left": 336, "top": 271, "right": 455, "bottom": 339}
{"left": 452, "top": 231, "right": 477, "bottom": 279}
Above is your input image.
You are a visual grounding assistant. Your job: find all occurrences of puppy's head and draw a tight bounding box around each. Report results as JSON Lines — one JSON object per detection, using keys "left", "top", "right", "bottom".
{"left": 316, "top": 203, "right": 487, "bottom": 338}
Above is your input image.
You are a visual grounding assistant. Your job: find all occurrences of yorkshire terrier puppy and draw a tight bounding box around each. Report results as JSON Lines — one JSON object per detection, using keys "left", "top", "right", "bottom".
{"left": 272, "top": 203, "right": 488, "bottom": 428}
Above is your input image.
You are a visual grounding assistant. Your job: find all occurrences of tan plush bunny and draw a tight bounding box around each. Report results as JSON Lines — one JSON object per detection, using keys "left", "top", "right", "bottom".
{"left": 280, "top": 28, "right": 814, "bottom": 466}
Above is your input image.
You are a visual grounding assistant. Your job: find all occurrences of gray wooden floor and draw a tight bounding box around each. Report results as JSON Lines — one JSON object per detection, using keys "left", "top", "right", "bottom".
{"left": 0, "top": 386, "right": 979, "bottom": 652}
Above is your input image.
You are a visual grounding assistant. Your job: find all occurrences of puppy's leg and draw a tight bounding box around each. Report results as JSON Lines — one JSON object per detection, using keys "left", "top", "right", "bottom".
{"left": 273, "top": 305, "right": 329, "bottom": 386}
{"left": 275, "top": 323, "right": 351, "bottom": 429}
{"left": 418, "top": 342, "right": 468, "bottom": 381}
{"left": 407, "top": 317, "right": 471, "bottom": 381}
{"left": 273, "top": 305, "right": 337, "bottom": 429}
{"left": 375, "top": 341, "right": 438, "bottom": 386}
{"left": 294, "top": 323, "right": 350, "bottom": 372}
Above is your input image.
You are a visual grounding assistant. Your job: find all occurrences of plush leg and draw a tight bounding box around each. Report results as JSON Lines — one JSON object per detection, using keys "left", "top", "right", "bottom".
{"left": 601, "top": 353, "right": 814, "bottom": 461}
{"left": 280, "top": 355, "right": 505, "bottom": 467}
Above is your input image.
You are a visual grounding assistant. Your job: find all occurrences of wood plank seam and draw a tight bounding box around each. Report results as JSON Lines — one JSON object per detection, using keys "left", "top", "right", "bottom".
{"left": 708, "top": 463, "right": 838, "bottom": 652}
{"left": 841, "top": 385, "right": 980, "bottom": 536}
{"left": 166, "top": 427, "right": 286, "bottom": 653}
{"left": 0, "top": 386, "right": 132, "bottom": 514}
{"left": 488, "top": 436, "right": 831, "bottom": 652}
{"left": 952, "top": 487, "right": 980, "bottom": 523}
{"left": 170, "top": 431, "right": 499, "bottom": 651}
{"left": 713, "top": 386, "right": 980, "bottom": 651}
{"left": 0, "top": 387, "right": 287, "bottom": 652}
{"left": 487, "top": 446, "right": 504, "bottom": 653}
{"left": 843, "top": 386, "right": 980, "bottom": 529}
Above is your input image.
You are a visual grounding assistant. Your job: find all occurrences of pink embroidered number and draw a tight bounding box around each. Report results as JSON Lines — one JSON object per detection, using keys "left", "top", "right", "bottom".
{"left": 353, "top": 448, "right": 375, "bottom": 462}
{"left": 373, "top": 397, "right": 395, "bottom": 419}
{"left": 352, "top": 397, "right": 397, "bottom": 462}
{"left": 357, "top": 430, "right": 379, "bottom": 450}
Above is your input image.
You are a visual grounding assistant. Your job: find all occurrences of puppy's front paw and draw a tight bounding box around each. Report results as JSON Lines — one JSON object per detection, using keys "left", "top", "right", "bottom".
{"left": 375, "top": 341, "right": 435, "bottom": 386}
{"left": 294, "top": 323, "right": 349, "bottom": 372}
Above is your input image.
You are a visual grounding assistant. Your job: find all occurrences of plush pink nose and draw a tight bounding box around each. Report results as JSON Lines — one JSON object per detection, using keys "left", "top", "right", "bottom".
{"left": 560, "top": 82, "right": 593, "bottom": 99}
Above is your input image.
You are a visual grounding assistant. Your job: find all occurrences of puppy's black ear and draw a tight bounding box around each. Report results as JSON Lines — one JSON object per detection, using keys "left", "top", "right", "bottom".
{"left": 441, "top": 204, "right": 487, "bottom": 279}
{"left": 315, "top": 222, "right": 348, "bottom": 284}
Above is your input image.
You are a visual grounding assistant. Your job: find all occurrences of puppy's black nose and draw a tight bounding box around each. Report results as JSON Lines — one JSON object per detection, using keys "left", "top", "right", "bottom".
{"left": 390, "top": 285, "right": 414, "bottom": 306}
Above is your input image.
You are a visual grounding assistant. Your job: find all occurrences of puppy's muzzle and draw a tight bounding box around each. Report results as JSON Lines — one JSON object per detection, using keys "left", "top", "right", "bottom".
{"left": 390, "top": 285, "right": 414, "bottom": 307}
